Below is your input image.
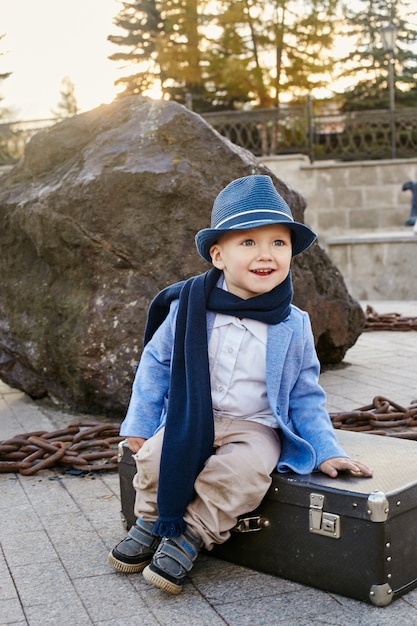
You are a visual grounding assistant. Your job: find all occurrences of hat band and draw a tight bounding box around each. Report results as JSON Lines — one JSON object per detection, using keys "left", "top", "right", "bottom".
{"left": 215, "top": 209, "right": 294, "bottom": 230}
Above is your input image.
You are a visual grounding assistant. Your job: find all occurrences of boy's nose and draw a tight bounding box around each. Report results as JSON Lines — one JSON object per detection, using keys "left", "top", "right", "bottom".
{"left": 256, "top": 244, "right": 273, "bottom": 260}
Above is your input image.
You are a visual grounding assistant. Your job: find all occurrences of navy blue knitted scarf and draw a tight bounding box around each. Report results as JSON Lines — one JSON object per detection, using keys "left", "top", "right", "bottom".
{"left": 146, "top": 267, "right": 293, "bottom": 538}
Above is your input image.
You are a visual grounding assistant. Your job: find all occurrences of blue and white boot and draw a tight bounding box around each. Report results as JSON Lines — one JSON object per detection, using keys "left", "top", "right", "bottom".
{"left": 142, "top": 526, "right": 202, "bottom": 594}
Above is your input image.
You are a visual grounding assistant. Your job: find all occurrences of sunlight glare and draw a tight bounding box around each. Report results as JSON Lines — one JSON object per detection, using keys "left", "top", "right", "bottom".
{"left": 143, "top": 80, "right": 163, "bottom": 101}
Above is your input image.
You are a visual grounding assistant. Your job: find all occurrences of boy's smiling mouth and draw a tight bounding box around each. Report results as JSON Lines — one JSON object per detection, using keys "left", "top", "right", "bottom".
{"left": 251, "top": 269, "right": 274, "bottom": 275}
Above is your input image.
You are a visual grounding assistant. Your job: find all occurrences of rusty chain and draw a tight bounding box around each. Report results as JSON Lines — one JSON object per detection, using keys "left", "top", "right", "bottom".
{"left": 330, "top": 396, "right": 417, "bottom": 440}
{"left": 364, "top": 305, "right": 417, "bottom": 331}
{"left": 0, "top": 421, "right": 124, "bottom": 475}
{"left": 3, "top": 395, "right": 417, "bottom": 475}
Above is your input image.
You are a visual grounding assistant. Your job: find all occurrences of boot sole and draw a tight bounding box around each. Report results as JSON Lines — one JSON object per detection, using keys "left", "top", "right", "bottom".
{"left": 108, "top": 550, "right": 151, "bottom": 574}
{"left": 142, "top": 564, "right": 182, "bottom": 594}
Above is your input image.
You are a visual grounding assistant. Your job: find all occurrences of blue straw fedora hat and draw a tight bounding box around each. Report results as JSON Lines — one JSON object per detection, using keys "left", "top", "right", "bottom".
{"left": 195, "top": 175, "right": 317, "bottom": 263}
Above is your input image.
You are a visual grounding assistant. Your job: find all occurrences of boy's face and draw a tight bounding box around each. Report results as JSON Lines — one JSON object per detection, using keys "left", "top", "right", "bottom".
{"left": 209, "top": 223, "right": 292, "bottom": 300}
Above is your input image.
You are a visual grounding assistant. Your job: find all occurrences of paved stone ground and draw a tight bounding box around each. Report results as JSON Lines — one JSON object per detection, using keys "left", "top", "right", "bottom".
{"left": 1, "top": 301, "right": 417, "bottom": 626}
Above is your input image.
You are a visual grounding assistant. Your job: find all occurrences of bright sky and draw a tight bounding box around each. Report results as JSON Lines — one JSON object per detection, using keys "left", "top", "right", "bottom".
{"left": 0, "top": 0, "right": 123, "bottom": 121}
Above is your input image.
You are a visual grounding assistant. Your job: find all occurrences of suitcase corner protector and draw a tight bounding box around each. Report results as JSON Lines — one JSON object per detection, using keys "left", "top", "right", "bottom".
{"left": 369, "top": 583, "right": 393, "bottom": 607}
{"left": 367, "top": 491, "right": 389, "bottom": 522}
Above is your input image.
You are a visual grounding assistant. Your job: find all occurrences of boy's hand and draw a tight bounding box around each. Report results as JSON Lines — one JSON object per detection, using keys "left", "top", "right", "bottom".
{"left": 126, "top": 437, "right": 147, "bottom": 453}
{"left": 319, "top": 457, "right": 373, "bottom": 478}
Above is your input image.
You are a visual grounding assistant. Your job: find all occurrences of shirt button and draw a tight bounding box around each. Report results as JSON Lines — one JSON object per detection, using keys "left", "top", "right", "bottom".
{"left": 227, "top": 347, "right": 233, "bottom": 354}
{"left": 218, "top": 385, "right": 224, "bottom": 392}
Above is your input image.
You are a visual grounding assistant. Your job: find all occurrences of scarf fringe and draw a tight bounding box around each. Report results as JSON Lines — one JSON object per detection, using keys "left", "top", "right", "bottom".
{"left": 152, "top": 518, "right": 187, "bottom": 538}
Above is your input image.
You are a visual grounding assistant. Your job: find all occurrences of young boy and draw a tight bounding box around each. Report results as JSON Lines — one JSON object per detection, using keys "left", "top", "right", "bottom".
{"left": 108, "top": 174, "right": 372, "bottom": 594}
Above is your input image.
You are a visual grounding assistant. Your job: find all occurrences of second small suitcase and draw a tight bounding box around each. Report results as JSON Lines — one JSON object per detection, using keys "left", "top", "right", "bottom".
{"left": 117, "top": 430, "right": 417, "bottom": 606}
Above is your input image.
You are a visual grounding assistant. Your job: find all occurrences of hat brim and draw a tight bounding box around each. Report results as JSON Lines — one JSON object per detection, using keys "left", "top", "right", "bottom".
{"left": 195, "top": 220, "right": 317, "bottom": 263}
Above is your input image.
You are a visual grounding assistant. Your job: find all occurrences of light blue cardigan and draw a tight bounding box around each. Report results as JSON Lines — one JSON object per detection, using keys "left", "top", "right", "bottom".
{"left": 120, "top": 300, "right": 349, "bottom": 474}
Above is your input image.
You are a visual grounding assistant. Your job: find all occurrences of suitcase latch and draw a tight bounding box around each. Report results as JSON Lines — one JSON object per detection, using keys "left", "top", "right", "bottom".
{"left": 232, "top": 516, "right": 270, "bottom": 533}
{"left": 309, "top": 493, "right": 341, "bottom": 539}
{"left": 117, "top": 440, "right": 127, "bottom": 463}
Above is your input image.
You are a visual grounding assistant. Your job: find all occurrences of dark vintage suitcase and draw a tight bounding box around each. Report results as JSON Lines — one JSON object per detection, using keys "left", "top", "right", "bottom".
{"left": 117, "top": 430, "right": 417, "bottom": 606}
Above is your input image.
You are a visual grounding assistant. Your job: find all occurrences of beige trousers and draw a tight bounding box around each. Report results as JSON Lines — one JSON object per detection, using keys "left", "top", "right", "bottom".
{"left": 132, "top": 416, "right": 281, "bottom": 550}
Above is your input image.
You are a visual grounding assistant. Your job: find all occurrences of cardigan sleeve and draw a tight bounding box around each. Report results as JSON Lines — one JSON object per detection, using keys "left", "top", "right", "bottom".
{"left": 285, "top": 311, "right": 348, "bottom": 469}
{"left": 119, "top": 301, "right": 178, "bottom": 439}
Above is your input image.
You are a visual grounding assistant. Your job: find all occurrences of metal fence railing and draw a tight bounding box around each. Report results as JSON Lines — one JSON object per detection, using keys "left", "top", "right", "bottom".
{"left": 203, "top": 105, "right": 417, "bottom": 162}
{"left": 0, "top": 104, "right": 416, "bottom": 166}
{"left": 203, "top": 106, "right": 310, "bottom": 158}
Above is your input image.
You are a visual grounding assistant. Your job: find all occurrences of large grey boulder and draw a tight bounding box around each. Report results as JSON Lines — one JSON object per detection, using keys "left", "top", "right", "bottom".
{"left": 0, "top": 96, "right": 364, "bottom": 417}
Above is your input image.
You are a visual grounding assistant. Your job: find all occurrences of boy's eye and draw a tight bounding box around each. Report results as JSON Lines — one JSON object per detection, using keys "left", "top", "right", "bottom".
{"left": 273, "top": 240, "right": 284, "bottom": 246}
{"left": 241, "top": 239, "right": 255, "bottom": 246}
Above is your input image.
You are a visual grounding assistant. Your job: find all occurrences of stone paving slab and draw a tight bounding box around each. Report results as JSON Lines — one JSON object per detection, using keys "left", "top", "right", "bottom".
{"left": 1, "top": 301, "right": 417, "bottom": 625}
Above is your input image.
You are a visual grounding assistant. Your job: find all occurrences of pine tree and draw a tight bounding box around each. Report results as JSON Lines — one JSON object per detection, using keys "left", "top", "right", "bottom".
{"left": 339, "top": 0, "right": 417, "bottom": 110}
{"left": 108, "top": 0, "right": 204, "bottom": 105}
{"left": 51, "top": 76, "right": 78, "bottom": 119}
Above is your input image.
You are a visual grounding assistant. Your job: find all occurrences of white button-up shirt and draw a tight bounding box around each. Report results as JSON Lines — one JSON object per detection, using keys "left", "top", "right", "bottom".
{"left": 208, "top": 311, "right": 278, "bottom": 428}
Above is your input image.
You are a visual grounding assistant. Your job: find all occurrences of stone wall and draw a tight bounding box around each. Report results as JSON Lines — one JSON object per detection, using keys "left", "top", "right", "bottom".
{"left": 325, "top": 231, "right": 417, "bottom": 301}
{"left": 262, "top": 155, "right": 417, "bottom": 300}
{"left": 262, "top": 155, "right": 417, "bottom": 238}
